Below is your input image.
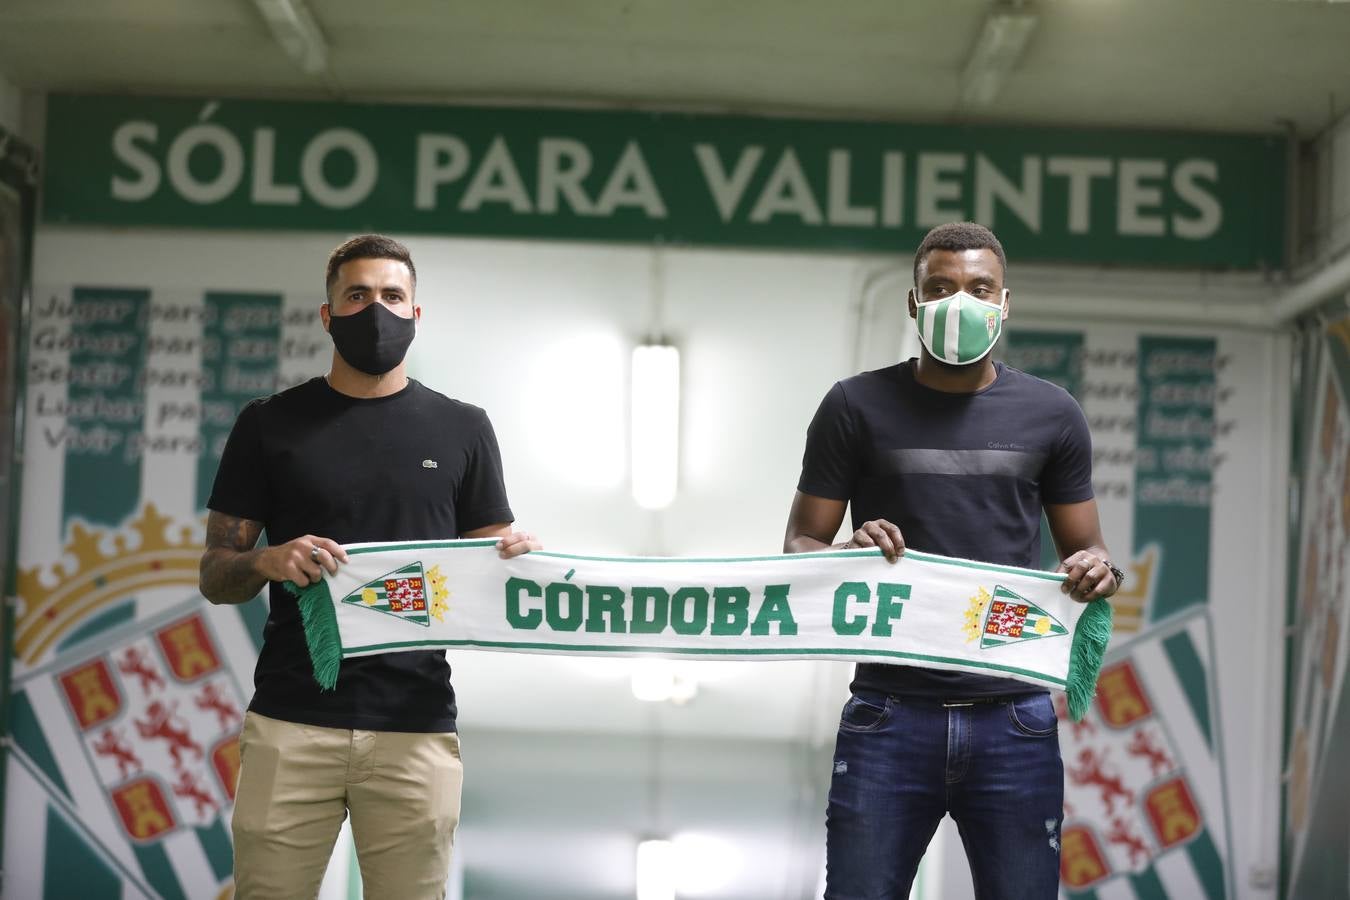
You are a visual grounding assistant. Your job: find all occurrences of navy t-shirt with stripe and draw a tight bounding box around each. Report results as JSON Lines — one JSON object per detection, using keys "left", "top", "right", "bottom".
{"left": 797, "top": 359, "right": 1094, "bottom": 699}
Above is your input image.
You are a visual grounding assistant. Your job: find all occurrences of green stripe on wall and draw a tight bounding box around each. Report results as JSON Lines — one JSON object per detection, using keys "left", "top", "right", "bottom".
{"left": 62, "top": 287, "right": 148, "bottom": 526}
{"left": 1128, "top": 865, "right": 1168, "bottom": 900}
{"left": 43, "top": 806, "right": 122, "bottom": 900}
{"left": 194, "top": 292, "right": 283, "bottom": 511}
{"left": 1163, "top": 629, "right": 1213, "bottom": 748}
{"left": 1187, "top": 830, "right": 1228, "bottom": 900}
{"left": 1133, "top": 336, "right": 1216, "bottom": 622}
{"left": 196, "top": 818, "right": 235, "bottom": 882}
{"left": 133, "top": 841, "right": 188, "bottom": 900}
{"left": 9, "top": 692, "right": 70, "bottom": 799}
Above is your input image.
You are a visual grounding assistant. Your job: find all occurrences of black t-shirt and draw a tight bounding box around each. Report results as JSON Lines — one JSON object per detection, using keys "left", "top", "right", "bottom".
{"left": 207, "top": 377, "right": 514, "bottom": 732}
{"left": 797, "top": 360, "right": 1094, "bottom": 699}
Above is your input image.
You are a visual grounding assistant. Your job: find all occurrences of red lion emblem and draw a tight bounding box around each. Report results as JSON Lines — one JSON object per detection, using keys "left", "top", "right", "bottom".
{"left": 1067, "top": 748, "right": 1135, "bottom": 816}
{"left": 117, "top": 647, "right": 165, "bottom": 696}
{"left": 172, "top": 770, "right": 218, "bottom": 818}
{"left": 134, "top": 701, "right": 203, "bottom": 770}
{"left": 193, "top": 683, "right": 241, "bottom": 731}
{"left": 92, "top": 727, "right": 143, "bottom": 780}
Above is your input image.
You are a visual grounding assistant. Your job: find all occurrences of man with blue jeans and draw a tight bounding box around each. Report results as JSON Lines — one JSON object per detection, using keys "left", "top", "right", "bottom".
{"left": 784, "top": 222, "right": 1122, "bottom": 898}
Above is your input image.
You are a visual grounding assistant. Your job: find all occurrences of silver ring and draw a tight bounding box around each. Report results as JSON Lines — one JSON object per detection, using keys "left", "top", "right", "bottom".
{"left": 310, "top": 546, "right": 321, "bottom": 562}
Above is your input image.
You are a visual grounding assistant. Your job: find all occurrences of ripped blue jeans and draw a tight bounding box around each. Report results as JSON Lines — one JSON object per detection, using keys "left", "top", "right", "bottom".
{"left": 825, "top": 691, "right": 1063, "bottom": 900}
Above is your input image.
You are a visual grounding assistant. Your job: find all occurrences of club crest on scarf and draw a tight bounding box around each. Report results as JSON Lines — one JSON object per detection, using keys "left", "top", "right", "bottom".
{"left": 963, "top": 584, "right": 1069, "bottom": 648}
{"left": 341, "top": 562, "right": 450, "bottom": 625}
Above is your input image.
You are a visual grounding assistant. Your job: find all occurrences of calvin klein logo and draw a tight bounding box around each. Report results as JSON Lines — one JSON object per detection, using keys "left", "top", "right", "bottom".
{"left": 422, "top": 459, "right": 438, "bottom": 469}
{"left": 987, "top": 441, "right": 1026, "bottom": 451}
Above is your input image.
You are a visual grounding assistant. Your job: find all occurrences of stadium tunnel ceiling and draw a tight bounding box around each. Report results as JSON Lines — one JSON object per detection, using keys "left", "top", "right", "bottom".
{"left": 0, "top": 0, "right": 1348, "bottom": 136}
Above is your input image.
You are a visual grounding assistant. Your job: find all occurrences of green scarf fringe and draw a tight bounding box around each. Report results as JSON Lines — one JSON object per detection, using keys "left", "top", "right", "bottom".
{"left": 1065, "top": 598, "right": 1114, "bottom": 721}
{"left": 285, "top": 578, "right": 342, "bottom": 691}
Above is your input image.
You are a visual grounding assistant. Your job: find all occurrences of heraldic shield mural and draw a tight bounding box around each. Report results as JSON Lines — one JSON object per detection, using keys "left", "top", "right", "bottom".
{"left": 1054, "top": 610, "right": 1229, "bottom": 899}
{"left": 5, "top": 285, "right": 303, "bottom": 900}
{"left": 7, "top": 507, "right": 259, "bottom": 900}
{"left": 58, "top": 615, "right": 243, "bottom": 846}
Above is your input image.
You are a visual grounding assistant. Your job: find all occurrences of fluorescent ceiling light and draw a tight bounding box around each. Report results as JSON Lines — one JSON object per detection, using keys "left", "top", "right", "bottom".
{"left": 636, "top": 839, "right": 675, "bottom": 900}
{"left": 959, "top": 2, "right": 1040, "bottom": 108}
{"left": 252, "top": 0, "right": 329, "bottom": 75}
{"left": 631, "top": 344, "right": 680, "bottom": 510}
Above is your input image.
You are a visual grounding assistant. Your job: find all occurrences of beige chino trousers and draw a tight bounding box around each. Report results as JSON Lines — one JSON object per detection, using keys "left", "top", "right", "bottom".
{"left": 231, "top": 711, "right": 463, "bottom": 900}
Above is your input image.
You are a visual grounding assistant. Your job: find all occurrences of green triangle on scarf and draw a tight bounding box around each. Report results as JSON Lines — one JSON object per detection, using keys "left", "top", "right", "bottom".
{"left": 340, "top": 562, "right": 433, "bottom": 627}
{"left": 978, "top": 585, "right": 1069, "bottom": 648}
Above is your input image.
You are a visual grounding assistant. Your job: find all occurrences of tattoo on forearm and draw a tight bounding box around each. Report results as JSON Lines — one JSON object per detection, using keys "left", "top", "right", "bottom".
{"left": 206, "top": 512, "right": 262, "bottom": 552}
{"left": 200, "top": 512, "right": 267, "bottom": 604}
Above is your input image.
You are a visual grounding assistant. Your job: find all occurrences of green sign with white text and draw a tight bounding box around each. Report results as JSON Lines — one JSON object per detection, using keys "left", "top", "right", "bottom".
{"left": 42, "top": 94, "right": 1285, "bottom": 268}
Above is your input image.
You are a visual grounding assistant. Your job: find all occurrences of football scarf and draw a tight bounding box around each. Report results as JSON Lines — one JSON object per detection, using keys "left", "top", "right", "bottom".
{"left": 288, "top": 540, "right": 1113, "bottom": 719}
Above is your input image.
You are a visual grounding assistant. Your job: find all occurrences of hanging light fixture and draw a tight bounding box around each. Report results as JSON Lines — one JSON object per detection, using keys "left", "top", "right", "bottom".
{"left": 958, "top": 0, "right": 1040, "bottom": 108}
{"left": 251, "top": 0, "right": 330, "bottom": 74}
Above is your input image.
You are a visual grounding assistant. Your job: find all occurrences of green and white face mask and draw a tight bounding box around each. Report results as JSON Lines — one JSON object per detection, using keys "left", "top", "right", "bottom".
{"left": 914, "top": 290, "right": 1008, "bottom": 366}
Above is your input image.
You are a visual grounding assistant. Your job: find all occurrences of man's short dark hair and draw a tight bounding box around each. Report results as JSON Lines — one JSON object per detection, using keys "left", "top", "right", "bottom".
{"left": 325, "top": 234, "right": 417, "bottom": 299}
{"left": 913, "top": 222, "right": 1007, "bottom": 286}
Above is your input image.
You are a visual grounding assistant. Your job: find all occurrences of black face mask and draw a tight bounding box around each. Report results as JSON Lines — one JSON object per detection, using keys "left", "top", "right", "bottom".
{"left": 327, "top": 302, "right": 416, "bottom": 375}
